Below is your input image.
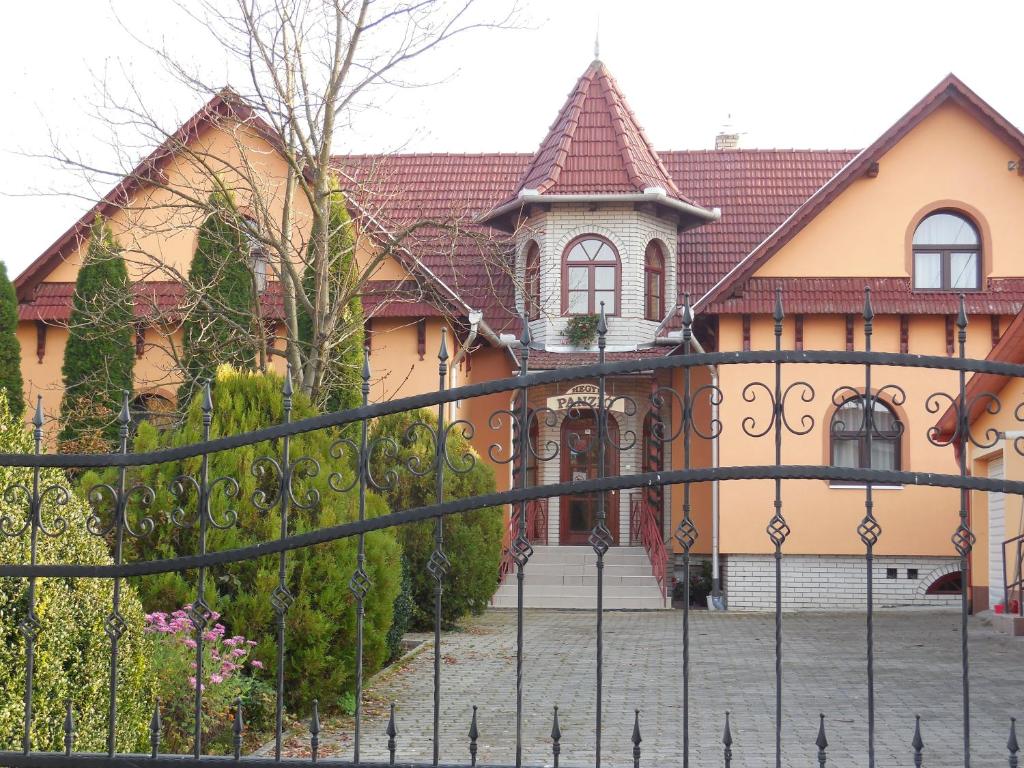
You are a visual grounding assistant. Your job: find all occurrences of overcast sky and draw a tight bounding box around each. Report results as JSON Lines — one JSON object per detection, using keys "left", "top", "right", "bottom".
{"left": 3, "top": 0, "right": 1023, "bottom": 278}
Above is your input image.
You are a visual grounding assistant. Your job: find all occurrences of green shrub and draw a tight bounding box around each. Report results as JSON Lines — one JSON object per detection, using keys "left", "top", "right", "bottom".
{"left": 0, "top": 261, "right": 24, "bottom": 418}
{"left": 0, "top": 395, "right": 149, "bottom": 751}
{"left": 179, "top": 193, "right": 259, "bottom": 405}
{"left": 58, "top": 216, "right": 134, "bottom": 453}
{"left": 84, "top": 367, "right": 400, "bottom": 713}
{"left": 371, "top": 409, "right": 503, "bottom": 629}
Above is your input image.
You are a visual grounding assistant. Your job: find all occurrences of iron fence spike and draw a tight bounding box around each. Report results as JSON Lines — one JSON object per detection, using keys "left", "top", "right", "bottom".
{"left": 722, "top": 711, "right": 733, "bottom": 767}
{"left": 520, "top": 313, "right": 532, "bottom": 348}
{"left": 863, "top": 286, "right": 874, "bottom": 323}
{"left": 632, "top": 709, "right": 641, "bottom": 768}
{"left": 773, "top": 288, "right": 785, "bottom": 325}
{"left": 551, "top": 705, "right": 561, "bottom": 768}
{"left": 202, "top": 380, "right": 213, "bottom": 414}
{"left": 32, "top": 395, "right": 43, "bottom": 429}
{"left": 597, "top": 301, "right": 608, "bottom": 336}
{"left": 957, "top": 292, "right": 968, "bottom": 330}
{"left": 1010, "top": 717, "right": 1020, "bottom": 754}
{"left": 233, "top": 698, "right": 243, "bottom": 760}
{"left": 681, "top": 293, "right": 693, "bottom": 330}
{"left": 64, "top": 701, "right": 74, "bottom": 756}
{"left": 118, "top": 390, "right": 132, "bottom": 426}
{"left": 469, "top": 705, "right": 479, "bottom": 766}
{"left": 438, "top": 327, "right": 449, "bottom": 362}
{"left": 362, "top": 347, "right": 371, "bottom": 383}
{"left": 150, "top": 701, "right": 161, "bottom": 758}
{"left": 386, "top": 702, "right": 397, "bottom": 767}
{"left": 283, "top": 363, "right": 294, "bottom": 399}
{"left": 816, "top": 713, "right": 828, "bottom": 766}
{"left": 911, "top": 714, "right": 924, "bottom": 767}
{"left": 310, "top": 700, "right": 320, "bottom": 763}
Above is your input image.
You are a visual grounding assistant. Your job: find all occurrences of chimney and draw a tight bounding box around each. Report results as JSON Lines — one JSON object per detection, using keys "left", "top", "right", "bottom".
{"left": 715, "top": 114, "right": 740, "bottom": 151}
{"left": 715, "top": 132, "right": 740, "bottom": 150}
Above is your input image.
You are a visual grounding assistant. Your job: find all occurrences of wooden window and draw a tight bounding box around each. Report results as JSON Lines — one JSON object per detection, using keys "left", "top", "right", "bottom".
{"left": 524, "top": 242, "right": 541, "bottom": 320}
{"left": 643, "top": 241, "right": 665, "bottom": 321}
{"left": 561, "top": 235, "right": 619, "bottom": 316}
{"left": 830, "top": 395, "right": 902, "bottom": 481}
{"left": 35, "top": 321, "right": 46, "bottom": 363}
{"left": 417, "top": 318, "right": 426, "bottom": 360}
{"left": 912, "top": 211, "right": 981, "bottom": 291}
{"left": 241, "top": 216, "right": 269, "bottom": 292}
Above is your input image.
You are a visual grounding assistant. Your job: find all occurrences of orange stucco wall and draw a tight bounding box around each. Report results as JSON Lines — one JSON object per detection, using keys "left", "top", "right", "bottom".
{"left": 755, "top": 102, "right": 1024, "bottom": 281}
{"left": 715, "top": 312, "right": 997, "bottom": 558}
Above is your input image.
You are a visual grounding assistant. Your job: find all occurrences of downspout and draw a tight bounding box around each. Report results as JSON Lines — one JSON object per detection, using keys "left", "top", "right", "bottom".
{"left": 448, "top": 309, "right": 482, "bottom": 421}
{"left": 656, "top": 326, "right": 723, "bottom": 608}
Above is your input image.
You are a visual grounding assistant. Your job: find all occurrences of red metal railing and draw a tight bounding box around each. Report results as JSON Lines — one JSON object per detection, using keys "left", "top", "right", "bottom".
{"left": 498, "top": 499, "right": 549, "bottom": 583}
{"left": 630, "top": 492, "right": 669, "bottom": 604}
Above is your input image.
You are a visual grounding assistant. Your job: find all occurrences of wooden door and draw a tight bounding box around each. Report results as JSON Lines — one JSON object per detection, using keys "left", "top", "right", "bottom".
{"left": 559, "top": 412, "right": 619, "bottom": 545}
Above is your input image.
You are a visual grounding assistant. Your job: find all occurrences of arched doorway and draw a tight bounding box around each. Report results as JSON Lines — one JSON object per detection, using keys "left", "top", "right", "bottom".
{"left": 560, "top": 411, "right": 619, "bottom": 545}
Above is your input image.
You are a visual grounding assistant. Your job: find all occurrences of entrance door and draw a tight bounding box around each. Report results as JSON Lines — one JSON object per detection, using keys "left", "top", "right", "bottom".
{"left": 560, "top": 412, "right": 619, "bottom": 545}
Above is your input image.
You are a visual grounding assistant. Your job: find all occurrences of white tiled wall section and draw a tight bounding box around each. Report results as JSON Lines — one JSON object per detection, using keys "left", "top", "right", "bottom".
{"left": 517, "top": 204, "right": 678, "bottom": 350}
{"left": 718, "top": 554, "right": 961, "bottom": 611}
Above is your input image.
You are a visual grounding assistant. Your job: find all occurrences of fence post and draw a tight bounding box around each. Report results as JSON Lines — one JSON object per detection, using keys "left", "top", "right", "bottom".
{"left": 513, "top": 316, "right": 532, "bottom": 768}
{"left": 859, "top": 287, "right": 880, "bottom": 768}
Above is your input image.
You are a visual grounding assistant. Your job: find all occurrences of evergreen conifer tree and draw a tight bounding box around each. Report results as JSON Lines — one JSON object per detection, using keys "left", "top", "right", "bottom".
{"left": 58, "top": 217, "right": 134, "bottom": 452}
{"left": 298, "top": 188, "right": 364, "bottom": 412}
{"left": 179, "top": 192, "right": 258, "bottom": 404}
{"left": 0, "top": 262, "right": 24, "bottom": 417}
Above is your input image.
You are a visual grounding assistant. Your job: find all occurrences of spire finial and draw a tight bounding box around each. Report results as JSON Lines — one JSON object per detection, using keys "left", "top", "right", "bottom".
{"left": 594, "top": 12, "right": 600, "bottom": 60}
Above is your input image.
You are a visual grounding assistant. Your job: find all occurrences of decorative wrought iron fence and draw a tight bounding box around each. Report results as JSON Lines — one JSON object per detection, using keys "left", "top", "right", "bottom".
{"left": 0, "top": 289, "right": 1023, "bottom": 767}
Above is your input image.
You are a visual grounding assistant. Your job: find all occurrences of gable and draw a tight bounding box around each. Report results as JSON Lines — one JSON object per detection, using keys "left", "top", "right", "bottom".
{"left": 753, "top": 101, "right": 1024, "bottom": 280}
{"left": 41, "top": 119, "right": 304, "bottom": 288}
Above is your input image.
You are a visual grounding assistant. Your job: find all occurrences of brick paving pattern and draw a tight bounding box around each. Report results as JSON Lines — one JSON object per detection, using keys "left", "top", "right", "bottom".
{"left": 286, "top": 609, "right": 1022, "bottom": 767}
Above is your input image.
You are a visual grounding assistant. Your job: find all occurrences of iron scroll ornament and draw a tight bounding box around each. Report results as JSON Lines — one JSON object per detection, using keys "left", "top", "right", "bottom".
{"left": 741, "top": 379, "right": 817, "bottom": 438}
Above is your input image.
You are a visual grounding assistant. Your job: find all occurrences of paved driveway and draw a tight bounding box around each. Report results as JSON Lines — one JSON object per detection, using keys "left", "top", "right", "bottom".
{"left": 293, "top": 609, "right": 1023, "bottom": 767}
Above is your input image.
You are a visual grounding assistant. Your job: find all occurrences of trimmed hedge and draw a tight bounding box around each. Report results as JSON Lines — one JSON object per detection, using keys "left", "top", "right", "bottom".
{"left": 371, "top": 409, "right": 503, "bottom": 629}
{"left": 85, "top": 367, "right": 400, "bottom": 712}
{"left": 0, "top": 395, "right": 149, "bottom": 751}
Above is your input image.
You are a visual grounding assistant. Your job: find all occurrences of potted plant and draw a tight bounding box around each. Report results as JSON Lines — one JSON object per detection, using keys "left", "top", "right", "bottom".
{"left": 563, "top": 314, "right": 600, "bottom": 347}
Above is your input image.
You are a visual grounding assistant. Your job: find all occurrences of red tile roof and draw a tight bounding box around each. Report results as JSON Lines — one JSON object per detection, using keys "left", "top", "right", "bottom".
{"left": 697, "top": 74, "right": 1024, "bottom": 312}
{"left": 17, "top": 280, "right": 440, "bottom": 323}
{"left": 13, "top": 88, "right": 284, "bottom": 305}
{"left": 510, "top": 61, "right": 687, "bottom": 201}
{"left": 334, "top": 148, "right": 855, "bottom": 332}
{"left": 704, "top": 277, "right": 1024, "bottom": 315}
{"left": 933, "top": 302, "right": 1024, "bottom": 439}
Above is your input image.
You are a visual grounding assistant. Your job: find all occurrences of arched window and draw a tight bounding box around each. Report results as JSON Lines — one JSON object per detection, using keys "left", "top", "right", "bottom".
{"left": 830, "top": 395, "right": 902, "bottom": 475}
{"left": 912, "top": 211, "right": 980, "bottom": 291}
{"left": 562, "top": 235, "right": 619, "bottom": 315}
{"left": 644, "top": 241, "right": 665, "bottom": 321}
{"left": 524, "top": 241, "right": 541, "bottom": 321}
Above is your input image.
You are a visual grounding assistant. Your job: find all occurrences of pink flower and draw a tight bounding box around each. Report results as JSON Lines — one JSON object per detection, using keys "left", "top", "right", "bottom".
{"left": 188, "top": 676, "right": 197, "bottom": 689}
{"left": 210, "top": 674, "right": 224, "bottom": 684}
{"left": 184, "top": 638, "right": 197, "bottom": 650}
{"left": 250, "top": 660, "right": 264, "bottom": 669}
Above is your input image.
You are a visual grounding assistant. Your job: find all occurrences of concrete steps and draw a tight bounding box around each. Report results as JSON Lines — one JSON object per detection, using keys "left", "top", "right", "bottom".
{"left": 492, "top": 546, "right": 668, "bottom": 610}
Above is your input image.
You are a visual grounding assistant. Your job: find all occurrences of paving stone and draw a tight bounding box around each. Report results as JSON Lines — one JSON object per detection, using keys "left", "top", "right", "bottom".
{"left": 281, "top": 608, "right": 1023, "bottom": 767}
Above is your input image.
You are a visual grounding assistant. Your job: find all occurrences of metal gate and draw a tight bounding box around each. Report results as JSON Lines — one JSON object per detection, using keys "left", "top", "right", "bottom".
{"left": 0, "top": 290, "right": 1021, "bottom": 767}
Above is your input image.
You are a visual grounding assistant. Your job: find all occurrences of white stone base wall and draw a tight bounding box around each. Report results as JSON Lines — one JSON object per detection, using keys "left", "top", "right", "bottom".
{"left": 721, "top": 554, "right": 961, "bottom": 611}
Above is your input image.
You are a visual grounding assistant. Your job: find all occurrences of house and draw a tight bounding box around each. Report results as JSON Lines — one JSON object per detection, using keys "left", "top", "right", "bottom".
{"left": 16, "top": 61, "right": 1024, "bottom": 610}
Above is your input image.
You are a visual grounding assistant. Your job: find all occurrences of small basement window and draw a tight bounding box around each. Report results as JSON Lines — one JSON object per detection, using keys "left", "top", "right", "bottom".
{"left": 886, "top": 568, "right": 898, "bottom": 580}
{"left": 925, "top": 571, "right": 962, "bottom": 595}
{"left": 907, "top": 568, "right": 919, "bottom": 580}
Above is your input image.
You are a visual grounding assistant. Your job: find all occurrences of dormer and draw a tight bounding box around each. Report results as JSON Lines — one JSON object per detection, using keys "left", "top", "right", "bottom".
{"left": 480, "top": 60, "right": 718, "bottom": 350}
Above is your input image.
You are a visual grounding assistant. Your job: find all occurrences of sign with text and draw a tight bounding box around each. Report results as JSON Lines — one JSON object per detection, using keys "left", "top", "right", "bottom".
{"left": 546, "top": 383, "right": 626, "bottom": 413}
